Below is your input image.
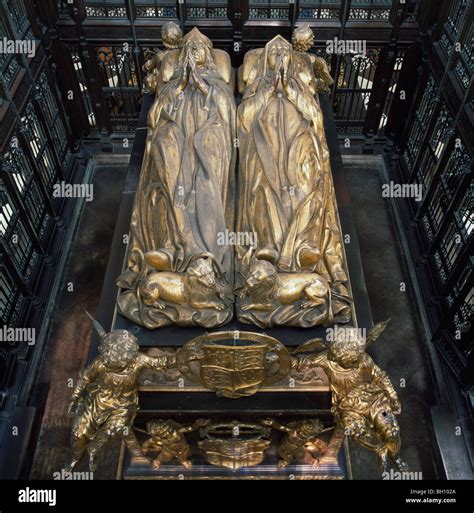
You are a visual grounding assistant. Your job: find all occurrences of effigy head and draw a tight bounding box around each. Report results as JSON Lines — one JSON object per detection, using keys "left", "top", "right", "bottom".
{"left": 327, "top": 330, "right": 365, "bottom": 369}
{"left": 162, "top": 22, "right": 182, "bottom": 49}
{"left": 264, "top": 35, "right": 292, "bottom": 72}
{"left": 181, "top": 27, "right": 214, "bottom": 68}
{"left": 292, "top": 25, "right": 314, "bottom": 53}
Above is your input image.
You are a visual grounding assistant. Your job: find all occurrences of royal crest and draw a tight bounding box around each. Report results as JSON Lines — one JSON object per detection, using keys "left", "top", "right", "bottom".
{"left": 176, "top": 331, "right": 291, "bottom": 398}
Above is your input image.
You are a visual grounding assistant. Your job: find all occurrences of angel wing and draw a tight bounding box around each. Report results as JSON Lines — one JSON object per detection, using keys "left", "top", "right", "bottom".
{"left": 365, "top": 319, "right": 391, "bottom": 349}
{"left": 291, "top": 338, "right": 327, "bottom": 355}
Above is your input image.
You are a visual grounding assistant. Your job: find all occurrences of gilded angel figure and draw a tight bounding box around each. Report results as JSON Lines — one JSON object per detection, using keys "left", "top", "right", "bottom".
{"left": 67, "top": 314, "right": 176, "bottom": 471}
{"left": 293, "top": 320, "right": 408, "bottom": 472}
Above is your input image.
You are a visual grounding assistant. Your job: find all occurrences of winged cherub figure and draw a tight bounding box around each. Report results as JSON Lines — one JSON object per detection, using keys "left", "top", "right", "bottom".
{"left": 67, "top": 313, "right": 176, "bottom": 471}
{"left": 140, "top": 418, "right": 210, "bottom": 469}
{"left": 261, "top": 417, "right": 331, "bottom": 467}
{"left": 293, "top": 320, "right": 408, "bottom": 473}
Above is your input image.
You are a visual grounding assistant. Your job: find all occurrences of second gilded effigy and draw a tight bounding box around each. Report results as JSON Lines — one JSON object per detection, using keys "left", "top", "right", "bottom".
{"left": 235, "top": 35, "right": 352, "bottom": 328}
{"left": 117, "top": 28, "right": 236, "bottom": 329}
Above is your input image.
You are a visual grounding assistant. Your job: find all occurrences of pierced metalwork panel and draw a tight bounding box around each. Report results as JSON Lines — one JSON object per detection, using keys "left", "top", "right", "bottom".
{"left": 248, "top": 0, "right": 290, "bottom": 20}
{"left": 84, "top": 1, "right": 128, "bottom": 17}
{"left": 136, "top": 1, "right": 178, "bottom": 18}
{"left": 446, "top": 0, "right": 469, "bottom": 37}
{"left": 4, "top": 145, "right": 49, "bottom": 235}
{"left": 21, "top": 103, "right": 59, "bottom": 191}
{"left": 187, "top": 0, "right": 228, "bottom": 18}
{"left": 70, "top": 49, "right": 97, "bottom": 128}
{"left": 298, "top": 0, "right": 341, "bottom": 20}
{"left": 348, "top": 0, "right": 392, "bottom": 21}
{"left": 37, "top": 73, "right": 69, "bottom": 162}
{"left": 6, "top": 0, "right": 30, "bottom": 36}
{"left": 0, "top": 261, "right": 27, "bottom": 327}
{"left": 94, "top": 45, "right": 141, "bottom": 131}
{"left": 404, "top": 75, "right": 437, "bottom": 166}
{"left": 405, "top": 0, "right": 420, "bottom": 21}
{"left": 333, "top": 50, "right": 380, "bottom": 130}
{"left": 379, "top": 52, "right": 405, "bottom": 131}
{"left": 413, "top": 105, "right": 453, "bottom": 192}
{"left": 442, "top": 144, "right": 471, "bottom": 198}
{"left": 0, "top": 186, "right": 40, "bottom": 287}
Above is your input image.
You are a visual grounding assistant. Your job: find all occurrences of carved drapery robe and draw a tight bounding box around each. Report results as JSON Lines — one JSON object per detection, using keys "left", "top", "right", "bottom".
{"left": 235, "top": 36, "right": 352, "bottom": 328}
{"left": 117, "top": 29, "right": 236, "bottom": 328}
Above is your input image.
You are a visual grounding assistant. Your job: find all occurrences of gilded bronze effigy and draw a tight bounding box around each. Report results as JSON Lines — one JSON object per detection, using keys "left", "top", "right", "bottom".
{"left": 235, "top": 35, "right": 352, "bottom": 328}
{"left": 117, "top": 28, "right": 236, "bottom": 329}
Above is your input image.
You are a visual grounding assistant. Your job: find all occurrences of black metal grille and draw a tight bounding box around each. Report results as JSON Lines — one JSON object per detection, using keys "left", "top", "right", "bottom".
{"left": 187, "top": 0, "right": 228, "bottom": 18}
{"left": 84, "top": 0, "right": 128, "bottom": 17}
{"left": 21, "top": 103, "right": 58, "bottom": 191}
{"left": 95, "top": 45, "right": 141, "bottom": 131}
{"left": 6, "top": 0, "right": 30, "bottom": 35}
{"left": 37, "top": 73, "right": 69, "bottom": 163}
{"left": 298, "top": 0, "right": 341, "bottom": 20}
{"left": 403, "top": 76, "right": 437, "bottom": 167}
{"left": 0, "top": 18, "right": 21, "bottom": 90}
{"left": 3, "top": 144, "right": 49, "bottom": 235}
{"left": 0, "top": 257, "right": 27, "bottom": 327}
{"left": 135, "top": 0, "right": 178, "bottom": 17}
{"left": 397, "top": 68, "right": 473, "bottom": 388}
{"left": 70, "top": 49, "right": 97, "bottom": 128}
{"left": 57, "top": 0, "right": 71, "bottom": 19}
{"left": 454, "top": 21, "right": 472, "bottom": 90}
{"left": 0, "top": 0, "right": 82, "bottom": 433}
{"left": 405, "top": 0, "right": 420, "bottom": 21}
{"left": 447, "top": 0, "right": 469, "bottom": 36}
{"left": 379, "top": 52, "right": 405, "bottom": 131}
{"left": 333, "top": 50, "right": 380, "bottom": 132}
{"left": 417, "top": 106, "right": 453, "bottom": 193}
{"left": 440, "top": 0, "right": 471, "bottom": 93}
{"left": 248, "top": 0, "right": 289, "bottom": 20}
{"left": 348, "top": 0, "right": 392, "bottom": 21}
